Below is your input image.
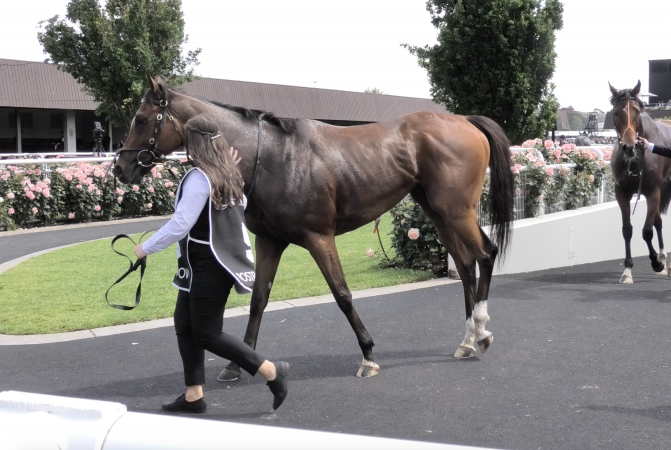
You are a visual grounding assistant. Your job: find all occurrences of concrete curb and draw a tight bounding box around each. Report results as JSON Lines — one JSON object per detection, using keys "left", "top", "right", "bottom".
{"left": 0, "top": 215, "right": 171, "bottom": 237}
{"left": 0, "top": 278, "right": 459, "bottom": 346}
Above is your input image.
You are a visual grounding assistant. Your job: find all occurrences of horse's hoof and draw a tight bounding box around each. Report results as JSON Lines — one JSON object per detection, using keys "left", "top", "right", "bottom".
{"left": 217, "top": 363, "right": 241, "bottom": 382}
{"left": 356, "top": 360, "right": 380, "bottom": 378}
{"left": 454, "top": 345, "right": 477, "bottom": 359}
{"left": 652, "top": 260, "right": 665, "bottom": 273}
{"left": 619, "top": 275, "right": 633, "bottom": 284}
{"left": 477, "top": 334, "right": 493, "bottom": 353}
{"left": 657, "top": 269, "right": 668, "bottom": 276}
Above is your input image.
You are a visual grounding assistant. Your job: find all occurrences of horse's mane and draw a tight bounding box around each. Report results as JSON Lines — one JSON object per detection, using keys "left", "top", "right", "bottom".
{"left": 609, "top": 89, "right": 645, "bottom": 109}
{"left": 146, "top": 87, "right": 298, "bottom": 135}
{"left": 209, "top": 101, "right": 297, "bottom": 135}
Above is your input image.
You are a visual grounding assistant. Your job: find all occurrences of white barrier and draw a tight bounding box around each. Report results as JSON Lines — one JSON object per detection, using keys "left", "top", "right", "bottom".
{"left": 492, "top": 197, "right": 665, "bottom": 275}
{"left": 0, "top": 391, "right": 496, "bottom": 450}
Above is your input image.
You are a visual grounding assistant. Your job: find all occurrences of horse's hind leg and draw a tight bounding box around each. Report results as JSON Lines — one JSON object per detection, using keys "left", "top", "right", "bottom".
{"left": 303, "top": 232, "right": 379, "bottom": 377}
{"left": 218, "top": 235, "right": 288, "bottom": 382}
{"left": 615, "top": 185, "right": 634, "bottom": 283}
{"left": 644, "top": 190, "right": 666, "bottom": 273}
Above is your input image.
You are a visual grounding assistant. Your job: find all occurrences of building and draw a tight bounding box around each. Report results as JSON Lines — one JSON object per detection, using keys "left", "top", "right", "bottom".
{"left": 0, "top": 58, "right": 448, "bottom": 154}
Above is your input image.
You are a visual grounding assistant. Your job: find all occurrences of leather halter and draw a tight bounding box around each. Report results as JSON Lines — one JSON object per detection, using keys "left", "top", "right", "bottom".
{"left": 115, "top": 89, "right": 185, "bottom": 168}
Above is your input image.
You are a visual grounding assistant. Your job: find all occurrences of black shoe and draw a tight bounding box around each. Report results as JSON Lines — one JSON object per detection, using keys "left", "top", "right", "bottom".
{"left": 266, "top": 361, "right": 290, "bottom": 410}
{"left": 162, "top": 393, "right": 207, "bottom": 414}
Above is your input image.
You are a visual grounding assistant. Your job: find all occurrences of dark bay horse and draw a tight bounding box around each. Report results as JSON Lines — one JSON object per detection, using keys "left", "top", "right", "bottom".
{"left": 113, "top": 76, "right": 515, "bottom": 378}
{"left": 609, "top": 81, "right": 671, "bottom": 283}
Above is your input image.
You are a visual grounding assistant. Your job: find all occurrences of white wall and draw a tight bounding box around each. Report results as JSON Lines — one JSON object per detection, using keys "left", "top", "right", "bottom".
{"left": 492, "top": 199, "right": 669, "bottom": 276}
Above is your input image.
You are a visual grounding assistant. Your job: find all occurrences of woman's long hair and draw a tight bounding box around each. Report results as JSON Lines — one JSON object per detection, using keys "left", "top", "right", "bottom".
{"left": 184, "top": 115, "right": 244, "bottom": 208}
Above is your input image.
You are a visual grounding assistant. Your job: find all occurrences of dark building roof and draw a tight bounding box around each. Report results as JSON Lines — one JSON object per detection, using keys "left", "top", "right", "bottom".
{"left": 0, "top": 58, "right": 98, "bottom": 110}
{"left": 0, "top": 58, "right": 448, "bottom": 122}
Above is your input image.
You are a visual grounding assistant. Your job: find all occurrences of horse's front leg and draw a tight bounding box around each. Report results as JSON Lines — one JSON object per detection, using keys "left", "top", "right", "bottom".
{"left": 304, "top": 232, "right": 379, "bottom": 377}
{"left": 218, "top": 235, "right": 288, "bottom": 382}
{"left": 653, "top": 208, "right": 669, "bottom": 276}
{"left": 615, "top": 186, "right": 634, "bottom": 283}
{"left": 643, "top": 190, "right": 665, "bottom": 273}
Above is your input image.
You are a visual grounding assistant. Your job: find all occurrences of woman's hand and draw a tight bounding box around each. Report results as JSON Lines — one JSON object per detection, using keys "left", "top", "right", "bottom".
{"left": 134, "top": 244, "right": 147, "bottom": 260}
{"left": 229, "top": 147, "right": 241, "bottom": 165}
{"left": 638, "top": 137, "right": 650, "bottom": 148}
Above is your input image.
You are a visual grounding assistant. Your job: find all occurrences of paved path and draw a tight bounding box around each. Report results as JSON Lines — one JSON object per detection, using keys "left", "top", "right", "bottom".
{"left": 1, "top": 248, "right": 670, "bottom": 449}
{"left": 0, "top": 216, "right": 170, "bottom": 266}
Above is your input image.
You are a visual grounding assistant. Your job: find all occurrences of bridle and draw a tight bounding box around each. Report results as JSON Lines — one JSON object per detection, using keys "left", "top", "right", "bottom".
{"left": 613, "top": 91, "right": 645, "bottom": 213}
{"left": 112, "top": 89, "right": 185, "bottom": 173}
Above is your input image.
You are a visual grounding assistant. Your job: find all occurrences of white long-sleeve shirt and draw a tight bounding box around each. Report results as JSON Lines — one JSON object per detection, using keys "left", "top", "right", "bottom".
{"left": 141, "top": 170, "right": 246, "bottom": 255}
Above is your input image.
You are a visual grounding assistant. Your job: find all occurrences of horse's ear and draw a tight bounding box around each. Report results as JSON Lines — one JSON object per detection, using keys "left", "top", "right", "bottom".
{"left": 632, "top": 80, "right": 641, "bottom": 97}
{"left": 608, "top": 82, "right": 619, "bottom": 98}
{"left": 147, "top": 74, "right": 159, "bottom": 93}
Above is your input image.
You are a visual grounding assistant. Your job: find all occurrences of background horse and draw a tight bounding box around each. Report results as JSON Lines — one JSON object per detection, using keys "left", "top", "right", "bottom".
{"left": 609, "top": 81, "right": 671, "bottom": 283}
{"left": 114, "top": 76, "right": 515, "bottom": 379}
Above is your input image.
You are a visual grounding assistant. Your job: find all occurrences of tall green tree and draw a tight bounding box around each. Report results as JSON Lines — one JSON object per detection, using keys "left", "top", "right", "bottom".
{"left": 38, "top": 0, "right": 200, "bottom": 126}
{"left": 404, "top": 0, "right": 563, "bottom": 143}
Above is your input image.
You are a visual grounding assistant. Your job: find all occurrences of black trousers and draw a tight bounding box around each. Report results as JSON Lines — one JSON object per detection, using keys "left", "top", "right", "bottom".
{"left": 174, "top": 242, "right": 265, "bottom": 386}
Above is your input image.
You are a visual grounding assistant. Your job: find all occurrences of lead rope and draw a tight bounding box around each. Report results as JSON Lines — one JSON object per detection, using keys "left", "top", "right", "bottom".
{"left": 105, "top": 230, "right": 154, "bottom": 310}
{"left": 373, "top": 217, "right": 391, "bottom": 262}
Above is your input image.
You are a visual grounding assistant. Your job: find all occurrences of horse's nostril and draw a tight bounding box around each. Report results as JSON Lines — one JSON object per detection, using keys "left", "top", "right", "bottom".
{"left": 112, "top": 166, "right": 122, "bottom": 177}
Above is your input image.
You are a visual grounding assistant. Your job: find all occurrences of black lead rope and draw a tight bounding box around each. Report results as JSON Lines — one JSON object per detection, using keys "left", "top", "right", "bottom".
{"left": 105, "top": 231, "right": 154, "bottom": 310}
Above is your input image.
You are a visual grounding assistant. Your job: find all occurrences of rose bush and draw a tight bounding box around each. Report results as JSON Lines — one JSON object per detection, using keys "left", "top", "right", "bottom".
{"left": 0, "top": 161, "right": 187, "bottom": 230}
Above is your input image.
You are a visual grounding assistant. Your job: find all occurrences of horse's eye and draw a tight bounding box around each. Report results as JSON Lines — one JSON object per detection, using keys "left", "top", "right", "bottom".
{"left": 135, "top": 117, "right": 147, "bottom": 125}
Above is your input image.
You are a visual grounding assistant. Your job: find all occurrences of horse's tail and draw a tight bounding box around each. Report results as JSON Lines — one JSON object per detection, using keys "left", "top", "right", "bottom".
{"left": 467, "top": 115, "right": 515, "bottom": 260}
{"left": 661, "top": 180, "right": 671, "bottom": 214}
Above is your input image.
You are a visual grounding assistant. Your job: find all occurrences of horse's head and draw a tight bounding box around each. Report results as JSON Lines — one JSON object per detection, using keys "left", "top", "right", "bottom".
{"left": 609, "top": 80, "right": 645, "bottom": 156}
{"left": 112, "top": 75, "right": 185, "bottom": 184}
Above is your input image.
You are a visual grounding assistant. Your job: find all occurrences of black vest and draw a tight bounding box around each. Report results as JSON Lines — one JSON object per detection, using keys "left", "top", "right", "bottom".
{"left": 172, "top": 168, "right": 255, "bottom": 295}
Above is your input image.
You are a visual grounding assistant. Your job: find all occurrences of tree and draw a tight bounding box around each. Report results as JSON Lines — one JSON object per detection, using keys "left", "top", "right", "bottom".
{"left": 569, "top": 114, "right": 585, "bottom": 131}
{"left": 404, "top": 0, "right": 563, "bottom": 144}
{"left": 364, "top": 87, "right": 386, "bottom": 95}
{"left": 38, "top": 0, "right": 200, "bottom": 126}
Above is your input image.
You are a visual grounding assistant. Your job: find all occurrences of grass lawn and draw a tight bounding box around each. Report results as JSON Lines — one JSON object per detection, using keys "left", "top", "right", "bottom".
{"left": 0, "top": 214, "right": 434, "bottom": 335}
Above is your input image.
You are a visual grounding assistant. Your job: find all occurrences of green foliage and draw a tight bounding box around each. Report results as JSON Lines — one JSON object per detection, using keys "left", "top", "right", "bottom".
{"left": 404, "top": 0, "right": 563, "bottom": 143}
{"left": 364, "top": 87, "right": 386, "bottom": 94}
{"left": 385, "top": 198, "right": 447, "bottom": 274}
{"left": 38, "top": 0, "right": 200, "bottom": 126}
{"left": 569, "top": 114, "right": 586, "bottom": 131}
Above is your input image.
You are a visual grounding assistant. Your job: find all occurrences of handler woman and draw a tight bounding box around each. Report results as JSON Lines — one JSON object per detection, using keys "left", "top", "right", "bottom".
{"left": 134, "top": 114, "right": 288, "bottom": 414}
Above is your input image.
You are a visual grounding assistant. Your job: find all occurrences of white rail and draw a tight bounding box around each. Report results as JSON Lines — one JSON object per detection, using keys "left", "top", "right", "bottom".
{"left": 0, "top": 391, "right": 496, "bottom": 450}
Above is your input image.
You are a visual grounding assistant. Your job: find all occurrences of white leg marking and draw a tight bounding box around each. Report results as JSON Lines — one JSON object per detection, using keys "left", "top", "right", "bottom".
{"left": 460, "top": 317, "right": 476, "bottom": 348}
{"left": 356, "top": 357, "right": 380, "bottom": 378}
{"left": 619, "top": 267, "right": 633, "bottom": 284}
{"left": 473, "top": 301, "right": 491, "bottom": 342}
{"left": 659, "top": 249, "right": 668, "bottom": 276}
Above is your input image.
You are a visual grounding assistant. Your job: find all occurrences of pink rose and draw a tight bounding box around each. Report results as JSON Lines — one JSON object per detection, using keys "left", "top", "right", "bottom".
{"left": 169, "top": 192, "right": 175, "bottom": 198}
{"left": 35, "top": 169, "right": 41, "bottom": 175}
{"left": 146, "top": 203, "right": 153, "bottom": 209}
{"left": 535, "top": 161, "right": 545, "bottom": 167}
{"left": 148, "top": 187, "right": 155, "bottom": 193}
{"left": 132, "top": 185, "right": 140, "bottom": 192}
{"left": 544, "top": 140, "right": 553, "bottom": 149}
{"left": 27, "top": 192, "right": 35, "bottom": 200}
{"left": 94, "top": 205, "right": 101, "bottom": 211}
{"left": 117, "top": 196, "right": 123, "bottom": 203}
{"left": 32, "top": 207, "right": 38, "bottom": 213}
{"left": 589, "top": 175, "right": 595, "bottom": 183}
{"left": 8, "top": 208, "right": 15, "bottom": 215}
{"left": 1, "top": 174, "right": 8, "bottom": 181}
{"left": 408, "top": 228, "right": 420, "bottom": 240}
{"left": 68, "top": 213, "right": 75, "bottom": 219}
{"left": 65, "top": 175, "right": 73, "bottom": 181}
{"left": 76, "top": 184, "right": 82, "bottom": 189}
{"left": 88, "top": 185, "right": 95, "bottom": 192}
{"left": 7, "top": 192, "right": 14, "bottom": 199}
{"left": 43, "top": 189, "right": 51, "bottom": 198}
{"left": 43, "top": 178, "right": 50, "bottom": 184}
{"left": 366, "top": 248, "right": 375, "bottom": 258}
{"left": 513, "top": 164, "right": 522, "bottom": 174}
{"left": 545, "top": 167, "right": 554, "bottom": 176}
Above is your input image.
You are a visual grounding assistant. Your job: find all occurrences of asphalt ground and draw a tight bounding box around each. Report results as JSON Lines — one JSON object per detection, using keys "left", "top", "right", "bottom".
{"left": 1, "top": 248, "right": 671, "bottom": 449}
{"left": 0, "top": 217, "right": 170, "bottom": 265}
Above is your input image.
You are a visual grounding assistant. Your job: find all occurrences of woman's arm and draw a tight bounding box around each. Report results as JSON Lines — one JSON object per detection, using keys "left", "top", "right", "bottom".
{"left": 134, "top": 170, "right": 210, "bottom": 258}
{"left": 639, "top": 138, "right": 671, "bottom": 158}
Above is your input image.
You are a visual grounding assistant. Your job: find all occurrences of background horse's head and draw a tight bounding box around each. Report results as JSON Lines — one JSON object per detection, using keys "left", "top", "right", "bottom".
{"left": 609, "top": 80, "right": 644, "bottom": 155}
{"left": 112, "top": 75, "right": 185, "bottom": 184}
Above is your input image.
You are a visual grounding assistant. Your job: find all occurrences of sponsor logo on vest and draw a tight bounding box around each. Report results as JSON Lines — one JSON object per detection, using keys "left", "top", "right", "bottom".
{"left": 236, "top": 271, "right": 256, "bottom": 282}
{"left": 178, "top": 268, "right": 190, "bottom": 279}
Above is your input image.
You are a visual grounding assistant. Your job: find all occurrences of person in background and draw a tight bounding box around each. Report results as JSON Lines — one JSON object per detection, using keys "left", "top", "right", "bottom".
{"left": 134, "top": 114, "right": 289, "bottom": 414}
